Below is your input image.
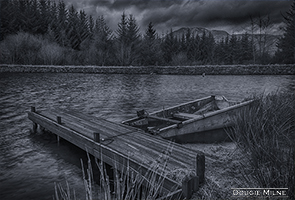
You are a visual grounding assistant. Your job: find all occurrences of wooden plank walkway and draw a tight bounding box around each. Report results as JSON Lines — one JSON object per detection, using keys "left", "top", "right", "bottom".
{"left": 28, "top": 107, "right": 205, "bottom": 199}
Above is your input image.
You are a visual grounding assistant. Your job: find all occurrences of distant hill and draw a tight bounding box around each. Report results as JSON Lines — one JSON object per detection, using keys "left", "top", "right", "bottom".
{"left": 170, "top": 27, "right": 281, "bottom": 55}
{"left": 171, "top": 27, "right": 229, "bottom": 42}
{"left": 211, "top": 29, "right": 230, "bottom": 42}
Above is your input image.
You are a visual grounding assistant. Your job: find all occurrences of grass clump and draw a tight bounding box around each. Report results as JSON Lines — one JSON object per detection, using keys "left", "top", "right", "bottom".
{"left": 229, "top": 92, "right": 295, "bottom": 198}
{"left": 54, "top": 143, "right": 183, "bottom": 200}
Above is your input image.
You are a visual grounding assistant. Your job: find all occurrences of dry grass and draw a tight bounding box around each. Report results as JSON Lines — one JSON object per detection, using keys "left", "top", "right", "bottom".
{"left": 54, "top": 143, "right": 185, "bottom": 200}
{"left": 55, "top": 92, "right": 294, "bottom": 199}
{"left": 228, "top": 92, "right": 295, "bottom": 199}
{"left": 185, "top": 142, "right": 252, "bottom": 200}
{"left": 184, "top": 92, "right": 294, "bottom": 199}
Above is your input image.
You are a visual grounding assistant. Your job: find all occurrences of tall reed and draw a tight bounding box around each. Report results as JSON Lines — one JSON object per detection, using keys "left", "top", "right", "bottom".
{"left": 228, "top": 92, "right": 295, "bottom": 198}
{"left": 55, "top": 142, "right": 182, "bottom": 200}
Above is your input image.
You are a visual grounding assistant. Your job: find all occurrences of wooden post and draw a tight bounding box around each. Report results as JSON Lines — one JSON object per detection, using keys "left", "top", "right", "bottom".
{"left": 182, "top": 176, "right": 194, "bottom": 199}
{"left": 40, "top": 126, "right": 45, "bottom": 133}
{"left": 57, "top": 135, "right": 60, "bottom": 145}
{"left": 177, "top": 122, "right": 183, "bottom": 129}
{"left": 31, "top": 106, "right": 36, "bottom": 112}
{"left": 182, "top": 175, "right": 199, "bottom": 199}
{"left": 30, "top": 107, "right": 37, "bottom": 133}
{"left": 93, "top": 132, "right": 100, "bottom": 143}
{"left": 193, "top": 176, "right": 199, "bottom": 191}
{"left": 56, "top": 116, "right": 61, "bottom": 145}
{"left": 196, "top": 154, "right": 205, "bottom": 184}
{"left": 32, "top": 122, "right": 37, "bottom": 133}
{"left": 57, "top": 116, "right": 62, "bottom": 124}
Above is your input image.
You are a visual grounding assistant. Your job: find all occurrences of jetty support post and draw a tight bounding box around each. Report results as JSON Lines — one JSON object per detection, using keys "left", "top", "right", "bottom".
{"left": 182, "top": 176, "right": 199, "bottom": 199}
{"left": 56, "top": 116, "right": 62, "bottom": 144}
{"left": 196, "top": 153, "right": 205, "bottom": 184}
{"left": 31, "top": 106, "right": 38, "bottom": 133}
{"left": 182, "top": 153, "right": 205, "bottom": 199}
{"left": 93, "top": 132, "right": 100, "bottom": 143}
{"left": 57, "top": 116, "right": 62, "bottom": 124}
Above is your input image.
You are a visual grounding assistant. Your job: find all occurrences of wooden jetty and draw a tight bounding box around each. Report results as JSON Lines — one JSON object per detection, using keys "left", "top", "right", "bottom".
{"left": 28, "top": 107, "right": 205, "bottom": 199}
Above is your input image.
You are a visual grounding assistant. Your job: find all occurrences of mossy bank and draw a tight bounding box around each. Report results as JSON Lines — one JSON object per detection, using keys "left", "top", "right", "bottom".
{"left": 0, "top": 64, "right": 294, "bottom": 75}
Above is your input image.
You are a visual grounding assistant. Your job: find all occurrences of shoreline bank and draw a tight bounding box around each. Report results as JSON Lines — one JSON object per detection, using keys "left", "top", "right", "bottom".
{"left": 0, "top": 64, "right": 294, "bottom": 75}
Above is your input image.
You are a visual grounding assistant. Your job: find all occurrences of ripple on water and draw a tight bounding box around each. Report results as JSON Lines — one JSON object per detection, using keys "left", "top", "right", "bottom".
{"left": 0, "top": 73, "right": 294, "bottom": 199}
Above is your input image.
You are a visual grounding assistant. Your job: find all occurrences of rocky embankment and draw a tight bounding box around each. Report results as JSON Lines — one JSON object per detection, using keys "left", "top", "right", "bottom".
{"left": 0, "top": 64, "right": 294, "bottom": 75}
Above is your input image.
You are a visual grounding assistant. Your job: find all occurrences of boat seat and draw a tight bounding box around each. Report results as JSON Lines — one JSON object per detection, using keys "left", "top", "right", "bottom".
{"left": 173, "top": 112, "right": 202, "bottom": 120}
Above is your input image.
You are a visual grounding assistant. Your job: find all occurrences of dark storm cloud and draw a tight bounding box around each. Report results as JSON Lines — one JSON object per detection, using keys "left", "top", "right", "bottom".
{"left": 64, "top": 0, "right": 292, "bottom": 35}
{"left": 139, "top": 0, "right": 291, "bottom": 34}
{"left": 87, "top": 0, "right": 183, "bottom": 9}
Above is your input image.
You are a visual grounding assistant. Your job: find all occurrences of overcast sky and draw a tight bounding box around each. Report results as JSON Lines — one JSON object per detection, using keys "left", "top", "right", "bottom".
{"left": 64, "top": 0, "right": 292, "bottom": 35}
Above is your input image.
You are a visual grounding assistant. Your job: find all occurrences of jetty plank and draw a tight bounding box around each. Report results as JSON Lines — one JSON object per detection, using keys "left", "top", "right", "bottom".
{"left": 28, "top": 109, "right": 204, "bottom": 198}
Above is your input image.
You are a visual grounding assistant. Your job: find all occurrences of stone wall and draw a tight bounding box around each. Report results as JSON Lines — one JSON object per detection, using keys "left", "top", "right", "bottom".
{"left": 0, "top": 64, "right": 294, "bottom": 75}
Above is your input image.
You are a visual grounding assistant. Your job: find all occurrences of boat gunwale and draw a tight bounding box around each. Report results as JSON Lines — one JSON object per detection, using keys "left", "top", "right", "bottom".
{"left": 158, "top": 99, "right": 255, "bottom": 132}
{"left": 121, "top": 95, "right": 213, "bottom": 124}
{"left": 149, "top": 95, "right": 213, "bottom": 116}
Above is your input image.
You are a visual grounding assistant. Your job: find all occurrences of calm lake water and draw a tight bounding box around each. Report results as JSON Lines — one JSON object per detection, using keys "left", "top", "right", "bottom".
{"left": 0, "top": 73, "right": 294, "bottom": 200}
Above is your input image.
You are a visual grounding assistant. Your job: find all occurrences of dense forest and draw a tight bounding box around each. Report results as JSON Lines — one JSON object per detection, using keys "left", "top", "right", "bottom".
{"left": 0, "top": 0, "right": 294, "bottom": 66}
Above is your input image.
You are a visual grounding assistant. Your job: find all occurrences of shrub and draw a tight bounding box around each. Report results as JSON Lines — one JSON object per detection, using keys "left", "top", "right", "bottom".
{"left": 38, "top": 42, "right": 66, "bottom": 65}
{"left": 228, "top": 92, "right": 295, "bottom": 198}
{"left": 0, "top": 32, "right": 42, "bottom": 64}
{"left": 0, "top": 32, "right": 70, "bottom": 65}
{"left": 171, "top": 52, "right": 189, "bottom": 66}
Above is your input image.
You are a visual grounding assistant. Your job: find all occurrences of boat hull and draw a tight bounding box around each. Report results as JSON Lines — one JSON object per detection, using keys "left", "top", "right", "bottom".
{"left": 157, "top": 104, "right": 240, "bottom": 143}
{"left": 122, "top": 95, "right": 254, "bottom": 143}
{"left": 164, "top": 127, "right": 233, "bottom": 143}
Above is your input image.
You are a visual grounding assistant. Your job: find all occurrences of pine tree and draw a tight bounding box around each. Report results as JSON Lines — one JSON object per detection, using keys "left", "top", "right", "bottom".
{"left": 199, "top": 31, "right": 215, "bottom": 64}
{"left": 229, "top": 35, "right": 239, "bottom": 64}
{"left": 186, "top": 30, "right": 196, "bottom": 63}
{"left": 126, "top": 14, "right": 140, "bottom": 65}
{"left": 39, "top": 0, "right": 52, "bottom": 35}
{"left": 45, "top": 1, "right": 58, "bottom": 42}
{"left": 199, "top": 31, "right": 207, "bottom": 63}
{"left": 223, "top": 35, "right": 231, "bottom": 64}
{"left": 27, "top": 0, "right": 43, "bottom": 34}
{"left": 116, "top": 13, "right": 140, "bottom": 66}
{"left": 78, "top": 10, "right": 90, "bottom": 45}
{"left": 48, "top": 1, "right": 58, "bottom": 27}
{"left": 184, "top": 28, "right": 193, "bottom": 62}
{"left": 193, "top": 34, "right": 202, "bottom": 63}
{"left": 93, "top": 15, "right": 113, "bottom": 66}
{"left": 276, "top": 0, "right": 295, "bottom": 63}
{"left": 216, "top": 38, "right": 224, "bottom": 64}
{"left": 240, "top": 33, "right": 252, "bottom": 63}
{"left": 161, "top": 29, "right": 175, "bottom": 64}
{"left": 172, "top": 34, "right": 188, "bottom": 65}
{"left": 0, "top": 0, "right": 16, "bottom": 40}
{"left": 145, "top": 22, "right": 156, "bottom": 40}
{"left": 55, "top": 1, "right": 69, "bottom": 47}
{"left": 141, "top": 22, "right": 160, "bottom": 65}
{"left": 88, "top": 15, "right": 95, "bottom": 39}
{"left": 180, "top": 32, "right": 186, "bottom": 53}
{"left": 67, "top": 5, "right": 80, "bottom": 50}
{"left": 116, "top": 12, "right": 128, "bottom": 65}
{"left": 204, "top": 32, "right": 215, "bottom": 64}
